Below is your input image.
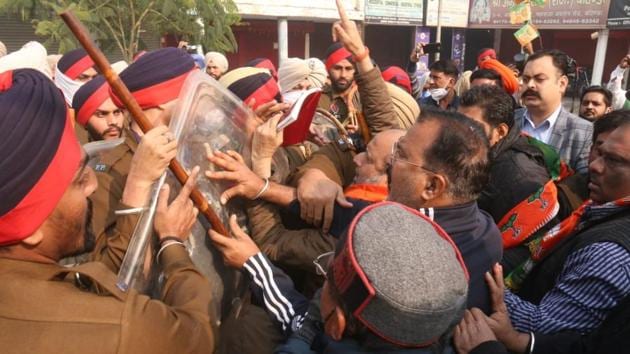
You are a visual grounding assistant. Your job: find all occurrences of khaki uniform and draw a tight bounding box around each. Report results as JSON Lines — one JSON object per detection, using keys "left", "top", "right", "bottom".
{"left": 317, "top": 66, "right": 400, "bottom": 137}
{"left": 0, "top": 246, "right": 214, "bottom": 354}
{"left": 90, "top": 130, "right": 137, "bottom": 251}
{"left": 288, "top": 139, "right": 356, "bottom": 188}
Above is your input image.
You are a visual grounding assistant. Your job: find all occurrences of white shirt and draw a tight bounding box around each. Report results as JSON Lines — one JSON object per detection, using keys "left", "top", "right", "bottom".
{"left": 522, "top": 105, "right": 562, "bottom": 144}
{"left": 607, "top": 65, "right": 628, "bottom": 110}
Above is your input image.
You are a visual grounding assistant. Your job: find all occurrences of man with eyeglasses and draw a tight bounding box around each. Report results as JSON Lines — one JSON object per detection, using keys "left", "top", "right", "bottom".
{"left": 206, "top": 108, "right": 502, "bottom": 316}
{"left": 456, "top": 112, "right": 630, "bottom": 345}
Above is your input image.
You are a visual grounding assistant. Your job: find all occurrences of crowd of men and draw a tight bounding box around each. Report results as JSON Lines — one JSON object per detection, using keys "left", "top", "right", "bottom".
{"left": 1, "top": 2, "right": 630, "bottom": 353}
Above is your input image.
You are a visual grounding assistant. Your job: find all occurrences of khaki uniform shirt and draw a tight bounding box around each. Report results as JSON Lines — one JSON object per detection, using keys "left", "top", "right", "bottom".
{"left": 0, "top": 246, "right": 214, "bottom": 354}
{"left": 90, "top": 131, "right": 137, "bottom": 248}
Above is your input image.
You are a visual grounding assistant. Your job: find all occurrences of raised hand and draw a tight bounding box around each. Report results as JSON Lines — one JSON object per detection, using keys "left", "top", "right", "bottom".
{"left": 204, "top": 144, "right": 265, "bottom": 204}
{"left": 332, "top": 0, "right": 365, "bottom": 57}
{"left": 208, "top": 214, "right": 261, "bottom": 268}
{"left": 252, "top": 113, "right": 284, "bottom": 178}
{"left": 154, "top": 166, "right": 200, "bottom": 241}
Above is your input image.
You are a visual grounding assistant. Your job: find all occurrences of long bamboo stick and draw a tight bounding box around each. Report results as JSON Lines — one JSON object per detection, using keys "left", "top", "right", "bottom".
{"left": 60, "top": 10, "right": 228, "bottom": 235}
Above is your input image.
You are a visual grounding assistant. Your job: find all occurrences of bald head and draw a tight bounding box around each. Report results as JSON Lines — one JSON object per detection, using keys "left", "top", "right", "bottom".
{"left": 353, "top": 129, "right": 406, "bottom": 185}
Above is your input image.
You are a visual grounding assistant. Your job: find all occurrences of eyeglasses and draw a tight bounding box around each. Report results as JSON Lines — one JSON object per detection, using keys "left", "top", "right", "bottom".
{"left": 313, "top": 251, "right": 335, "bottom": 279}
{"left": 390, "top": 141, "right": 437, "bottom": 175}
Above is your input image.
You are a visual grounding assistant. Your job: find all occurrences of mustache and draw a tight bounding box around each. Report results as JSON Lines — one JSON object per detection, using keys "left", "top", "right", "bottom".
{"left": 103, "top": 125, "right": 123, "bottom": 136}
{"left": 522, "top": 89, "right": 541, "bottom": 98}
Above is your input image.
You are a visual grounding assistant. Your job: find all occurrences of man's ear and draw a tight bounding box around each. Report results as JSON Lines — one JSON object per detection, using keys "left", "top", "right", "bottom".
{"left": 558, "top": 75, "right": 569, "bottom": 94}
{"left": 22, "top": 230, "right": 44, "bottom": 247}
{"left": 419, "top": 174, "right": 448, "bottom": 201}
{"left": 326, "top": 306, "right": 347, "bottom": 341}
{"left": 494, "top": 123, "right": 510, "bottom": 142}
{"left": 448, "top": 77, "right": 457, "bottom": 88}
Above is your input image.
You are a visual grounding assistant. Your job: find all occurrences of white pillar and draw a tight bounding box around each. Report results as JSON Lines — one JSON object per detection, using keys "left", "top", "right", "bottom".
{"left": 493, "top": 29, "right": 502, "bottom": 54}
{"left": 591, "top": 29, "right": 609, "bottom": 86}
{"left": 278, "top": 18, "right": 288, "bottom": 66}
{"left": 305, "top": 32, "right": 310, "bottom": 58}
{"left": 435, "top": 0, "right": 443, "bottom": 61}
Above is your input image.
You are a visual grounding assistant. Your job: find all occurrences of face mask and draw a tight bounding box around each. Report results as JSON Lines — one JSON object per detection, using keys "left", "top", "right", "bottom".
{"left": 282, "top": 90, "right": 303, "bottom": 106}
{"left": 54, "top": 69, "right": 85, "bottom": 106}
{"left": 429, "top": 87, "right": 448, "bottom": 102}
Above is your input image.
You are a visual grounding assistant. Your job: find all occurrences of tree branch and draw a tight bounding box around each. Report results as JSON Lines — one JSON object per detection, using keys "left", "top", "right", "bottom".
{"left": 148, "top": 8, "right": 184, "bottom": 33}
{"left": 99, "top": 12, "right": 126, "bottom": 58}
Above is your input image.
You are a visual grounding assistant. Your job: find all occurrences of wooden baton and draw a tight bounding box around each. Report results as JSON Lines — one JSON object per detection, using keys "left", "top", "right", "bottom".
{"left": 60, "top": 10, "right": 228, "bottom": 235}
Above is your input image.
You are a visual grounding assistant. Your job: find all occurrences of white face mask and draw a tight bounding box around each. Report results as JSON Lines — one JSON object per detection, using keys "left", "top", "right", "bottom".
{"left": 54, "top": 68, "right": 85, "bottom": 106}
{"left": 282, "top": 90, "right": 303, "bottom": 106}
{"left": 429, "top": 87, "right": 448, "bottom": 102}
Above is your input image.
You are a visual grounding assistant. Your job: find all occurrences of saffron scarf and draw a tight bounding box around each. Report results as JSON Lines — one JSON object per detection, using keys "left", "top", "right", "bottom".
{"left": 505, "top": 196, "right": 630, "bottom": 290}
{"left": 498, "top": 135, "right": 573, "bottom": 249}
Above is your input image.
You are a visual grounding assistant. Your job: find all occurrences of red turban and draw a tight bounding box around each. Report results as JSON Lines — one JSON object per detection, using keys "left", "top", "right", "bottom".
{"left": 112, "top": 48, "right": 196, "bottom": 109}
{"left": 382, "top": 66, "right": 412, "bottom": 94}
{"left": 0, "top": 69, "right": 81, "bottom": 245}
{"left": 57, "top": 48, "right": 96, "bottom": 80}
{"left": 72, "top": 75, "right": 111, "bottom": 127}
{"left": 325, "top": 43, "right": 353, "bottom": 71}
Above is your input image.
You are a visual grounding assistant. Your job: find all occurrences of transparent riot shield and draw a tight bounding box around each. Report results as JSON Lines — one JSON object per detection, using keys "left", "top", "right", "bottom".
{"left": 116, "top": 71, "right": 256, "bottom": 328}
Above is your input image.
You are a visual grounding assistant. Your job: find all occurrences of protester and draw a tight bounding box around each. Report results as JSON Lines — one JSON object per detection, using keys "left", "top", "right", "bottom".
{"left": 470, "top": 69, "right": 503, "bottom": 88}
{"left": 278, "top": 57, "right": 313, "bottom": 93}
{"left": 516, "top": 49, "right": 593, "bottom": 175}
{"left": 0, "top": 68, "right": 213, "bottom": 353}
{"left": 305, "top": 57, "right": 328, "bottom": 89}
{"left": 498, "top": 116, "right": 630, "bottom": 334}
{"left": 381, "top": 66, "right": 412, "bottom": 94}
{"left": 459, "top": 85, "right": 550, "bottom": 224}
{"left": 579, "top": 85, "right": 613, "bottom": 121}
{"left": 204, "top": 51, "right": 229, "bottom": 79}
{"left": 477, "top": 51, "right": 520, "bottom": 95}
{"left": 405, "top": 43, "right": 430, "bottom": 100}
{"left": 606, "top": 53, "right": 629, "bottom": 110}
{"left": 318, "top": 42, "right": 360, "bottom": 124}
{"left": 316, "top": 16, "right": 399, "bottom": 144}
{"left": 72, "top": 75, "right": 124, "bottom": 141}
{"left": 207, "top": 108, "right": 501, "bottom": 316}
{"left": 209, "top": 202, "right": 469, "bottom": 353}
{"left": 454, "top": 264, "right": 630, "bottom": 354}
{"left": 420, "top": 59, "right": 460, "bottom": 111}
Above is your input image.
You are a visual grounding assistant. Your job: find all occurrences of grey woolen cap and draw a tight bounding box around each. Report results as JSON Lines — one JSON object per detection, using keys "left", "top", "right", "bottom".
{"left": 331, "top": 202, "right": 468, "bottom": 347}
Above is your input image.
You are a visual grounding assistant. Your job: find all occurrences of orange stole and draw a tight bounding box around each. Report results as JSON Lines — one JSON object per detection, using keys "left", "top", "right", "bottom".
{"left": 344, "top": 184, "right": 388, "bottom": 202}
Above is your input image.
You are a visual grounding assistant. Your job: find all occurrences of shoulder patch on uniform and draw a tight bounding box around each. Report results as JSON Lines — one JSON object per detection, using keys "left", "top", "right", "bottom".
{"left": 94, "top": 163, "right": 109, "bottom": 172}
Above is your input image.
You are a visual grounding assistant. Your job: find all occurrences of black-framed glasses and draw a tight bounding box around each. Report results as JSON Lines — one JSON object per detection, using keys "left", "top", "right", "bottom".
{"left": 313, "top": 251, "right": 335, "bottom": 278}
{"left": 390, "top": 141, "right": 438, "bottom": 175}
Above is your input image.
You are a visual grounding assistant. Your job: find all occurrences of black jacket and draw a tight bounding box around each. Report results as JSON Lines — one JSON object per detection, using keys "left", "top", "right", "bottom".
{"left": 478, "top": 127, "right": 551, "bottom": 223}
{"left": 289, "top": 199, "right": 503, "bottom": 314}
